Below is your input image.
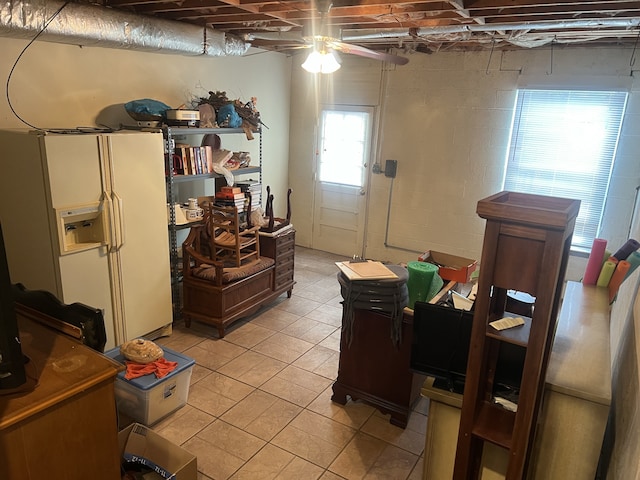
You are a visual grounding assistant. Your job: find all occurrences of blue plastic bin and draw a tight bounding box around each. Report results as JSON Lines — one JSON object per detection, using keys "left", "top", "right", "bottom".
{"left": 105, "top": 345, "right": 195, "bottom": 425}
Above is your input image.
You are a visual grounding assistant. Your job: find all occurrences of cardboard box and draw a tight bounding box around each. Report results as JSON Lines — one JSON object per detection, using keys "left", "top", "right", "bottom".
{"left": 105, "top": 346, "right": 195, "bottom": 425}
{"left": 418, "top": 250, "right": 477, "bottom": 283}
{"left": 119, "top": 423, "right": 197, "bottom": 480}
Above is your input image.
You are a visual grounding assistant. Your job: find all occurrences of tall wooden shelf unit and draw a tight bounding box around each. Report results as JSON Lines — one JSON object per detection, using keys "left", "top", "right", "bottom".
{"left": 164, "top": 126, "right": 262, "bottom": 318}
{"left": 454, "top": 191, "right": 580, "bottom": 480}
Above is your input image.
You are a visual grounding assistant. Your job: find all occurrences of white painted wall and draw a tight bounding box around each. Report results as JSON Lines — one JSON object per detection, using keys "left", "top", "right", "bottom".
{"left": 289, "top": 46, "right": 640, "bottom": 284}
{"left": 1, "top": 33, "right": 639, "bottom": 479}
{"left": 0, "top": 37, "right": 292, "bottom": 207}
{"left": 288, "top": 45, "right": 640, "bottom": 480}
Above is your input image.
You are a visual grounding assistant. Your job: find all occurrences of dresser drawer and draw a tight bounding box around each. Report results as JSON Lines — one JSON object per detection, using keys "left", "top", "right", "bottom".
{"left": 275, "top": 270, "right": 294, "bottom": 290}
{"left": 275, "top": 257, "right": 294, "bottom": 273}
{"left": 277, "top": 242, "right": 295, "bottom": 258}
{"left": 277, "top": 232, "right": 294, "bottom": 243}
{"left": 277, "top": 252, "right": 294, "bottom": 266}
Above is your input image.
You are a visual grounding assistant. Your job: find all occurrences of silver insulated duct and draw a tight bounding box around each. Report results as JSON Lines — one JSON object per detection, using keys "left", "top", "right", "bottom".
{"left": 0, "top": 0, "right": 250, "bottom": 56}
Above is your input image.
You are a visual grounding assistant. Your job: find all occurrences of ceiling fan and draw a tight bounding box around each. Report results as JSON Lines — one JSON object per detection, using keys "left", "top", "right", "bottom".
{"left": 300, "top": 1, "right": 409, "bottom": 73}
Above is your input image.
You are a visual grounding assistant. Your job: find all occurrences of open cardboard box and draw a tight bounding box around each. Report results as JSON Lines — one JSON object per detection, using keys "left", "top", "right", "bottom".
{"left": 418, "top": 250, "right": 477, "bottom": 283}
{"left": 119, "top": 423, "right": 197, "bottom": 480}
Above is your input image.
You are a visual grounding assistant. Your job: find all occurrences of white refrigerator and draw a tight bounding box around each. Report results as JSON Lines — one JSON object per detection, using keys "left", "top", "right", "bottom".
{"left": 0, "top": 129, "right": 172, "bottom": 350}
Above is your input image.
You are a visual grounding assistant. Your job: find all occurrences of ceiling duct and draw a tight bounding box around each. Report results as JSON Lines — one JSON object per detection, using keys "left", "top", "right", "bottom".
{"left": 249, "top": 17, "right": 640, "bottom": 48}
{"left": 0, "top": 0, "right": 249, "bottom": 56}
{"left": 344, "top": 18, "right": 640, "bottom": 42}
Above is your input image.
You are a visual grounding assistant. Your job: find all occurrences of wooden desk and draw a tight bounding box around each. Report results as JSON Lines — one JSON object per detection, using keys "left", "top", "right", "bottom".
{"left": 421, "top": 281, "right": 611, "bottom": 479}
{"left": 331, "top": 309, "right": 425, "bottom": 428}
{"left": 0, "top": 314, "right": 123, "bottom": 480}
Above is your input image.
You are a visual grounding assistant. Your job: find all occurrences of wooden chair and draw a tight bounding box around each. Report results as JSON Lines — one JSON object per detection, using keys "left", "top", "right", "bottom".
{"left": 181, "top": 220, "right": 276, "bottom": 338}
{"left": 207, "top": 203, "right": 260, "bottom": 267}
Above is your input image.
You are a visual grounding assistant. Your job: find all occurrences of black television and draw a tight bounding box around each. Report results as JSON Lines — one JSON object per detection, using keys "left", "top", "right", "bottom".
{"left": 0, "top": 222, "right": 27, "bottom": 390}
{"left": 410, "top": 300, "right": 525, "bottom": 396}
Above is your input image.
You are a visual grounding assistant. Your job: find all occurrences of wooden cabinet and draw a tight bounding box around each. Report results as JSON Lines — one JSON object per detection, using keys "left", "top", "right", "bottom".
{"left": 454, "top": 191, "right": 580, "bottom": 479}
{"left": 331, "top": 308, "right": 425, "bottom": 428}
{"left": 259, "top": 228, "right": 295, "bottom": 297}
{"left": 0, "top": 314, "right": 123, "bottom": 480}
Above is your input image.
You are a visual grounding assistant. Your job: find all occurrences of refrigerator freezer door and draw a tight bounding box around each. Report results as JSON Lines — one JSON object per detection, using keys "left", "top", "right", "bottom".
{"left": 41, "top": 134, "right": 117, "bottom": 348}
{"left": 57, "top": 245, "right": 116, "bottom": 349}
{"left": 105, "top": 132, "right": 172, "bottom": 342}
{"left": 43, "top": 135, "right": 105, "bottom": 209}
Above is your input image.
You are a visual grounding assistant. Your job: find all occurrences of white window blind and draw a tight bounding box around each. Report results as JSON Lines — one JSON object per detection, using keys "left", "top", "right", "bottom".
{"left": 504, "top": 89, "right": 627, "bottom": 250}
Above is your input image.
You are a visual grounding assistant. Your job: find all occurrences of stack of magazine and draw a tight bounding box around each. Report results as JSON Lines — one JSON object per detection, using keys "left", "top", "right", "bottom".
{"left": 236, "top": 180, "right": 261, "bottom": 211}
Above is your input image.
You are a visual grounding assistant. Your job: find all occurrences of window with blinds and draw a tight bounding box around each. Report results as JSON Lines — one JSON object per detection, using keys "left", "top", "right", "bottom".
{"left": 504, "top": 89, "right": 628, "bottom": 250}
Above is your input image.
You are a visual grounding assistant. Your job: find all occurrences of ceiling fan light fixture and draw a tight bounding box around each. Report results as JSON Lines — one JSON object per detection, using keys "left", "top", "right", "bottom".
{"left": 302, "top": 48, "right": 341, "bottom": 74}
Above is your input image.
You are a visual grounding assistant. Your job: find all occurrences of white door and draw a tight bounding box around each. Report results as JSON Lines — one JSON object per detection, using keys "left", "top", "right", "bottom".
{"left": 106, "top": 132, "right": 172, "bottom": 342}
{"left": 312, "top": 107, "right": 373, "bottom": 257}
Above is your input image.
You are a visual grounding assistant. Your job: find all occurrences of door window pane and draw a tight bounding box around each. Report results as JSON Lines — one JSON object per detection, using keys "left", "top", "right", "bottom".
{"left": 319, "top": 109, "right": 370, "bottom": 187}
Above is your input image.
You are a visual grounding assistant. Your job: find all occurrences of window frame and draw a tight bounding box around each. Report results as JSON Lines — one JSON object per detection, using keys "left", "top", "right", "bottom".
{"left": 503, "top": 88, "right": 628, "bottom": 250}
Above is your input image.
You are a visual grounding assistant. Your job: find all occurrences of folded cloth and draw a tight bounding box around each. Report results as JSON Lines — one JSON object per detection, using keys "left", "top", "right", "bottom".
{"left": 124, "top": 357, "right": 178, "bottom": 380}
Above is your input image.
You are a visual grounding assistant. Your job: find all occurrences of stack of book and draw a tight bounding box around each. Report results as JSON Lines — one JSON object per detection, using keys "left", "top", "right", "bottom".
{"left": 236, "top": 180, "right": 262, "bottom": 211}
{"left": 172, "top": 146, "right": 233, "bottom": 176}
{"left": 215, "top": 186, "right": 246, "bottom": 213}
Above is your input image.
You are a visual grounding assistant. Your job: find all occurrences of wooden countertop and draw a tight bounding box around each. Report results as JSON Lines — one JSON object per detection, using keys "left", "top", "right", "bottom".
{"left": 0, "top": 314, "right": 123, "bottom": 430}
{"left": 545, "top": 281, "right": 611, "bottom": 405}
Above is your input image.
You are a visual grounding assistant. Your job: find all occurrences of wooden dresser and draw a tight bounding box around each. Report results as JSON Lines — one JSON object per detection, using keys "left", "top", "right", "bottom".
{"left": 0, "top": 314, "right": 123, "bottom": 480}
{"left": 259, "top": 228, "right": 295, "bottom": 297}
{"left": 331, "top": 309, "right": 425, "bottom": 428}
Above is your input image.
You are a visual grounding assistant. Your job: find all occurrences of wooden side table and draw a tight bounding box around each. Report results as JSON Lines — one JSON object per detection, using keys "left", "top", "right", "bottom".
{"left": 259, "top": 228, "right": 295, "bottom": 297}
{"left": 455, "top": 191, "right": 580, "bottom": 479}
{"left": 0, "top": 314, "right": 123, "bottom": 480}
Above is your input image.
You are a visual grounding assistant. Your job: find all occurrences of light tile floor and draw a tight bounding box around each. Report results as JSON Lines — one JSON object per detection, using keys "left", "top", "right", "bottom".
{"left": 150, "top": 246, "right": 428, "bottom": 480}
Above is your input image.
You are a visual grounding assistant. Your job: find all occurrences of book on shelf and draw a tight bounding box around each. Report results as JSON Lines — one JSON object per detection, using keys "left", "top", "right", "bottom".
{"left": 237, "top": 180, "right": 261, "bottom": 190}
{"left": 173, "top": 146, "right": 186, "bottom": 174}
{"left": 214, "top": 199, "right": 245, "bottom": 213}
{"left": 193, "top": 148, "right": 201, "bottom": 174}
{"left": 237, "top": 181, "right": 262, "bottom": 207}
{"left": 185, "top": 148, "right": 196, "bottom": 175}
{"left": 172, "top": 146, "right": 213, "bottom": 176}
{"left": 204, "top": 146, "right": 213, "bottom": 173}
{"left": 215, "top": 191, "right": 245, "bottom": 200}
{"left": 221, "top": 186, "right": 242, "bottom": 194}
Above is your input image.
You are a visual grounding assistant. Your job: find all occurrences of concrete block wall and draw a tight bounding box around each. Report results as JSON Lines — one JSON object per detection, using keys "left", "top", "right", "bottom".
{"left": 289, "top": 46, "right": 640, "bottom": 282}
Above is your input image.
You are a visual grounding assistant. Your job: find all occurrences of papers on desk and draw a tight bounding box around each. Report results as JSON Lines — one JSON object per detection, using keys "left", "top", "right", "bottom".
{"left": 335, "top": 260, "right": 399, "bottom": 280}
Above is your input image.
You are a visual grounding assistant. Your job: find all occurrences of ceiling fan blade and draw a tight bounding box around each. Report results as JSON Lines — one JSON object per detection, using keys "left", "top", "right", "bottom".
{"left": 329, "top": 41, "right": 409, "bottom": 65}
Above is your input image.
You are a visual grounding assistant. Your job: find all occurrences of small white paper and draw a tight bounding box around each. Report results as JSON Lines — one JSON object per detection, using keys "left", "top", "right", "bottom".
{"left": 489, "top": 316, "right": 525, "bottom": 331}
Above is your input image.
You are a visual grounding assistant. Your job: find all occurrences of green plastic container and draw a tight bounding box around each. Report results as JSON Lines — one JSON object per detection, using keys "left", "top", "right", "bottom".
{"left": 407, "top": 261, "right": 444, "bottom": 308}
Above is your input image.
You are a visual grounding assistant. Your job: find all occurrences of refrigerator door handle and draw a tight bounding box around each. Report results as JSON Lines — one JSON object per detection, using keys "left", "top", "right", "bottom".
{"left": 111, "top": 190, "right": 125, "bottom": 250}
{"left": 102, "top": 191, "right": 115, "bottom": 250}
